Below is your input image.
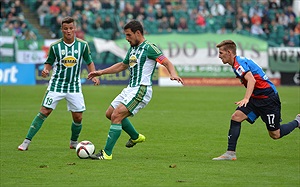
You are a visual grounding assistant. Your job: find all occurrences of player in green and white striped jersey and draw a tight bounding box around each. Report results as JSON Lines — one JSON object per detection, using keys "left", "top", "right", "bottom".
{"left": 88, "top": 20, "right": 184, "bottom": 160}
{"left": 18, "top": 17, "right": 100, "bottom": 151}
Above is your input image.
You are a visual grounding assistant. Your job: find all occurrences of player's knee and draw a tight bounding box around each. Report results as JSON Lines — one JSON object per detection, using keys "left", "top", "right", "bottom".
{"left": 231, "top": 113, "right": 243, "bottom": 122}
{"left": 105, "top": 113, "right": 111, "bottom": 120}
{"left": 269, "top": 131, "right": 280, "bottom": 140}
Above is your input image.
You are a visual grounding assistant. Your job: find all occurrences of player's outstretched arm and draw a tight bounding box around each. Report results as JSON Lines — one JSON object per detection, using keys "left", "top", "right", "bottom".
{"left": 88, "top": 62, "right": 128, "bottom": 80}
{"left": 87, "top": 62, "right": 100, "bottom": 85}
{"left": 161, "top": 58, "right": 184, "bottom": 85}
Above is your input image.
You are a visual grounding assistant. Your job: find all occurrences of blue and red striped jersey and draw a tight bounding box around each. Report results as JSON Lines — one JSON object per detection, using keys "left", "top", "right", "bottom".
{"left": 232, "top": 56, "right": 277, "bottom": 99}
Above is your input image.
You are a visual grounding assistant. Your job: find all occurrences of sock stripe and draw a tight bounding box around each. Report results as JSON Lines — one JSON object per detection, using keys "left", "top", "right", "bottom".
{"left": 110, "top": 124, "right": 122, "bottom": 130}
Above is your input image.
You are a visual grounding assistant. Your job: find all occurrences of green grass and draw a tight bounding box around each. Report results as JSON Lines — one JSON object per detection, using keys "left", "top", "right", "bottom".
{"left": 0, "top": 85, "right": 299, "bottom": 187}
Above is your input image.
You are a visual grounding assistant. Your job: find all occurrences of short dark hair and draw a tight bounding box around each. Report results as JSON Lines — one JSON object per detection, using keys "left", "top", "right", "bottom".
{"left": 216, "top": 40, "right": 237, "bottom": 55}
{"left": 61, "top": 16, "right": 75, "bottom": 25}
{"left": 124, "top": 20, "right": 144, "bottom": 35}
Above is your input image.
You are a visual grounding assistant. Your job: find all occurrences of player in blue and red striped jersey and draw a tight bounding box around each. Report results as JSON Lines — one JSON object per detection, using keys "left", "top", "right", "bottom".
{"left": 213, "top": 40, "right": 300, "bottom": 161}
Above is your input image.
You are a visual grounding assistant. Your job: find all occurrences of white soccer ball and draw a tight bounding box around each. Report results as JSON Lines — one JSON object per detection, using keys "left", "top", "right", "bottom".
{"left": 76, "top": 140, "right": 95, "bottom": 159}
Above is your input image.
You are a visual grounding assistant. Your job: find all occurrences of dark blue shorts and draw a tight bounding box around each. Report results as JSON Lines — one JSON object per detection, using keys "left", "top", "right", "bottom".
{"left": 237, "top": 93, "right": 282, "bottom": 131}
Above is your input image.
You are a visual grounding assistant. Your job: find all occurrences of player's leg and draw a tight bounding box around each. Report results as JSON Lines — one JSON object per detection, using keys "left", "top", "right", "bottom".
{"left": 261, "top": 95, "right": 299, "bottom": 139}
{"left": 213, "top": 102, "right": 258, "bottom": 160}
{"left": 69, "top": 112, "right": 83, "bottom": 149}
{"left": 91, "top": 103, "right": 130, "bottom": 160}
{"left": 66, "top": 93, "right": 86, "bottom": 149}
{"left": 18, "top": 91, "right": 62, "bottom": 151}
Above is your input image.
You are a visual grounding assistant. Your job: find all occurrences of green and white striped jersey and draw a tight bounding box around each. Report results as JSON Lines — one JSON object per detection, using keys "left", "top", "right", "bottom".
{"left": 45, "top": 38, "right": 93, "bottom": 93}
{"left": 123, "top": 40, "right": 163, "bottom": 87}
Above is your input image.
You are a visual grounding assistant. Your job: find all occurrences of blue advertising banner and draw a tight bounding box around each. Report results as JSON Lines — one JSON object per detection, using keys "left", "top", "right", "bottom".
{"left": 0, "top": 63, "right": 35, "bottom": 85}
{"left": 35, "top": 64, "right": 159, "bottom": 85}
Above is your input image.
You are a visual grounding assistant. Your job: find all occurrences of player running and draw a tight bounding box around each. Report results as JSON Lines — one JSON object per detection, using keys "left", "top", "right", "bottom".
{"left": 212, "top": 40, "right": 299, "bottom": 161}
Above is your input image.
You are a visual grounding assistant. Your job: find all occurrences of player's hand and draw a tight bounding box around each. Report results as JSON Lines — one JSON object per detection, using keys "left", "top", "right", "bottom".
{"left": 170, "top": 76, "right": 184, "bottom": 85}
{"left": 88, "top": 70, "right": 101, "bottom": 80}
{"left": 92, "top": 77, "right": 100, "bottom": 85}
{"left": 41, "top": 69, "right": 49, "bottom": 78}
{"left": 235, "top": 98, "right": 249, "bottom": 107}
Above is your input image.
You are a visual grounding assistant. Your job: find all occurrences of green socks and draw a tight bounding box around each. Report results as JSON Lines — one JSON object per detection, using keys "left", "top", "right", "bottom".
{"left": 104, "top": 124, "right": 122, "bottom": 156}
{"left": 71, "top": 121, "right": 82, "bottom": 141}
{"left": 122, "top": 118, "right": 139, "bottom": 140}
{"left": 26, "top": 112, "right": 47, "bottom": 140}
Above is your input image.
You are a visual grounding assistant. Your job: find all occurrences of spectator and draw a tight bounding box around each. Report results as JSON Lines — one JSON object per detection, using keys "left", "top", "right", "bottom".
{"left": 89, "top": 0, "right": 101, "bottom": 13}
{"left": 249, "top": 4, "right": 263, "bottom": 18}
{"left": 283, "top": 29, "right": 300, "bottom": 47}
{"left": 101, "top": 0, "right": 113, "bottom": 9}
{"left": 155, "top": 7, "right": 164, "bottom": 20}
{"left": 251, "top": 12, "right": 262, "bottom": 25}
{"left": 217, "top": 26, "right": 227, "bottom": 34}
{"left": 224, "top": 18, "right": 234, "bottom": 32}
{"left": 124, "top": 2, "right": 134, "bottom": 20}
{"left": 210, "top": 0, "right": 225, "bottom": 16}
{"left": 240, "top": 12, "right": 251, "bottom": 30}
{"left": 262, "top": 22, "right": 271, "bottom": 38}
{"left": 37, "top": 1, "right": 50, "bottom": 27}
{"left": 165, "top": 5, "right": 174, "bottom": 19}
{"left": 49, "top": 0, "right": 60, "bottom": 15}
{"left": 178, "top": 17, "right": 188, "bottom": 32}
{"left": 13, "top": 20, "right": 23, "bottom": 38}
{"left": 169, "top": 16, "right": 178, "bottom": 31}
{"left": 195, "top": 12, "right": 206, "bottom": 28}
{"left": 197, "top": 0, "right": 207, "bottom": 13}
{"left": 102, "top": 15, "right": 114, "bottom": 30}
{"left": 277, "top": 11, "right": 289, "bottom": 28}
{"left": 92, "top": 15, "right": 103, "bottom": 30}
{"left": 13, "top": 0, "right": 23, "bottom": 16}
{"left": 251, "top": 20, "right": 265, "bottom": 36}
{"left": 224, "top": 0, "right": 235, "bottom": 16}
{"left": 146, "top": 6, "right": 155, "bottom": 22}
{"left": 82, "top": 4, "right": 93, "bottom": 22}
{"left": 158, "top": 16, "right": 170, "bottom": 32}
{"left": 65, "top": 0, "right": 74, "bottom": 11}
{"left": 74, "top": 0, "right": 84, "bottom": 12}
{"left": 294, "top": 22, "right": 300, "bottom": 35}
{"left": 177, "top": 0, "right": 188, "bottom": 12}
{"left": 269, "top": 0, "right": 279, "bottom": 9}
{"left": 287, "top": 14, "right": 297, "bottom": 30}
{"left": 285, "top": 6, "right": 296, "bottom": 20}
{"left": 59, "top": 1, "right": 68, "bottom": 14}
{"left": 75, "top": 25, "right": 85, "bottom": 40}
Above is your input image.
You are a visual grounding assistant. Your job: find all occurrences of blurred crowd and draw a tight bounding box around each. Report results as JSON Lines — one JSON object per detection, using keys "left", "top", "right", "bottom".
{"left": 0, "top": 0, "right": 299, "bottom": 46}
{"left": 0, "top": 0, "right": 38, "bottom": 40}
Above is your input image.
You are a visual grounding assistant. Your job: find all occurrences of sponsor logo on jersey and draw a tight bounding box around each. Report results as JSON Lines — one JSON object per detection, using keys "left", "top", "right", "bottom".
{"left": 129, "top": 55, "right": 137, "bottom": 68}
{"left": 61, "top": 56, "right": 77, "bottom": 68}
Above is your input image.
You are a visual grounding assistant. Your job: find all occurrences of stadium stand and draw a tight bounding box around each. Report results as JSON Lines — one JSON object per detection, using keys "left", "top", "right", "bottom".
{"left": 1, "top": 0, "right": 299, "bottom": 63}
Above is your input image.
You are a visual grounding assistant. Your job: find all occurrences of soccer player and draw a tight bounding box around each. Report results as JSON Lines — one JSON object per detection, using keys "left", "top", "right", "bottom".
{"left": 212, "top": 40, "right": 300, "bottom": 160}
{"left": 87, "top": 20, "right": 184, "bottom": 160}
{"left": 18, "top": 17, "right": 100, "bottom": 151}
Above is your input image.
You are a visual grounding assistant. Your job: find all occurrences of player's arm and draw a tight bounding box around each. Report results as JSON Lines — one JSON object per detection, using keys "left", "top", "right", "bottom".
{"left": 86, "top": 62, "right": 100, "bottom": 85}
{"left": 160, "top": 58, "right": 184, "bottom": 84}
{"left": 41, "top": 63, "right": 52, "bottom": 78}
{"left": 87, "top": 62, "right": 129, "bottom": 79}
{"left": 235, "top": 71, "right": 256, "bottom": 107}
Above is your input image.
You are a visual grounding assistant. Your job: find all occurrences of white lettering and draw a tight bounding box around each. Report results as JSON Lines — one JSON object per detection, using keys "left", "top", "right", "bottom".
{"left": 0, "top": 65, "right": 18, "bottom": 83}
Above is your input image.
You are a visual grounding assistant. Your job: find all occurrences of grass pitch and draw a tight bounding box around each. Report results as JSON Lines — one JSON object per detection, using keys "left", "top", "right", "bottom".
{"left": 0, "top": 85, "right": 299, "bottom": 187}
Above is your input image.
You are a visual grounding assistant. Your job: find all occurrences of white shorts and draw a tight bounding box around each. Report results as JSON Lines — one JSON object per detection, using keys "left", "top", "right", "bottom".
{"left": 42, "top": 91, "right": 86, "bottom": 112}
{"left": 111, "top": 85, "right": 152, "bottom": 115}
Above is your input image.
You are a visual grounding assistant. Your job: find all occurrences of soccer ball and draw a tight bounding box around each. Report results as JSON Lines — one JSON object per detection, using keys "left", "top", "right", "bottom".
{"left": 76, "top": 140, "right": 95, "bottom": 159}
